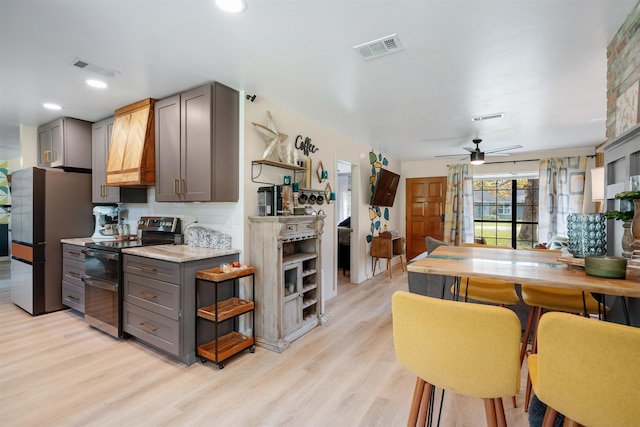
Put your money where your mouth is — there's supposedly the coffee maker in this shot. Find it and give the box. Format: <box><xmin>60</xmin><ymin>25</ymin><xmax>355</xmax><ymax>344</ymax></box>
<box><xmin>91</xmin><ymin>206</ymin><xmax>119</xmax><ymax>239</ymax></box>
<box><xmin>257</xmin><ymin>185</ymin><xmax>283</xmax><ymax>216</ymax></box>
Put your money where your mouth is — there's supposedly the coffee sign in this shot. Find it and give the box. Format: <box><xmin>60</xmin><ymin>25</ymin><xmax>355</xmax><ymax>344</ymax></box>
<box><xmin>295</xmin><ymin>135</ymin><xmax>318</xmax><ymax>156</ymax></box>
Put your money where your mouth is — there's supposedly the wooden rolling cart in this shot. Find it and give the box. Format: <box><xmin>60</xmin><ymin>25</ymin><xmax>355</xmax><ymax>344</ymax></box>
<box><xmin>195</xmin><ymin>266</ymin><xmax>255</xmax><ymax>368</ymax></box>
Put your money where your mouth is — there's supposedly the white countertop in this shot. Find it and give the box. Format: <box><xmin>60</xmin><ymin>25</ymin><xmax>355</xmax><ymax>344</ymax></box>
<box><xmin>60</xmin><ymin>238</ymin><xmax>240</xmax><ymax>263</ymax></box>
<box><xmin>122</xmin><ymin>244</ymin><xmax>240</xmax><ymax>263</ymax></box>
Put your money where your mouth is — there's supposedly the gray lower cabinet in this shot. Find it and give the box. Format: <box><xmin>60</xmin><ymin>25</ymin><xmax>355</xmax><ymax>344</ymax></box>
<box><xmin>122</xmin><ymin>253</ymin><xmax>238</xmax><ymax>365</ymax></box>
<box><xmin>38</xmin><ymin>117</ymin><xmax>92</xmax><ymax>169</ymax></box>
<box><xmin>61</xmin><ymin>243</ymin><xmax>85</xmax><ymax>313</ymax></box>
<box><xmin>155</xmin><ymin>82</ymin><xmax>239</xmax><ymax>203</ymax></box>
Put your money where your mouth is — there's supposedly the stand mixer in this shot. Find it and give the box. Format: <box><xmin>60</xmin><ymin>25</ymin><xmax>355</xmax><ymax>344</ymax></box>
<box><xmin>91</xmin><ymin>206</ymin><xmax>120</xmax><ymax>239</ymax></box>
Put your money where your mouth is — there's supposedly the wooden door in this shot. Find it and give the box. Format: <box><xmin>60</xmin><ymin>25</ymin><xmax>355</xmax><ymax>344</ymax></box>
<box><xmin>406</xmin><ymin>177</ymin><xmax>446</xmax><ymax>261</ymax></box>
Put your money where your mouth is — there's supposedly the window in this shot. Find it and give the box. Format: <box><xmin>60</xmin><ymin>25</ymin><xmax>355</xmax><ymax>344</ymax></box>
<box><xmin>473</xmin><ymin>175</ymin><xmax>539</xmax><ymax>248</ymax></box>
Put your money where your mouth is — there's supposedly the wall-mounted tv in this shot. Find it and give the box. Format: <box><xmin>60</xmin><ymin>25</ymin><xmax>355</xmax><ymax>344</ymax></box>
<box><xmin>371</xmin><ymin>168</ymin><xmax>400</xmax><ymax>207</ymax></box>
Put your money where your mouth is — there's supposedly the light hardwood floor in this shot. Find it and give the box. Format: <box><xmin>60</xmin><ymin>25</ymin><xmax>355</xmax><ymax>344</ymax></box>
<box><xmin>0</xmin><ymin>262</ymin><xmax>531</xmax><ymax>426</ymax></box>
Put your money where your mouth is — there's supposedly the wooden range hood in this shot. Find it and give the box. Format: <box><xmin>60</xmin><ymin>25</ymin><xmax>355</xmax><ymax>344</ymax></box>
<box><xmin>106</xmin><ymin>98</ymin><xmax>156</xmax><ymax>186</ymax></box>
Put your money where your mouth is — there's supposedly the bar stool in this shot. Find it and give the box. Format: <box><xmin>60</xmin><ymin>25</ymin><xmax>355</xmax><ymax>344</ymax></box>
<box><xmin>528</xmin><ymin>312</ymin><xmax>640</xmax><ymax>427</ymax></box>
<box><xmin>392</xmin><ymin>291</ymin><xmax>522</xmax><ymax>426</ymax></box>
<box><xmin>520</xmin><ymin>284</ymin><xmax>609</xmax><ymax>412</ymax></box>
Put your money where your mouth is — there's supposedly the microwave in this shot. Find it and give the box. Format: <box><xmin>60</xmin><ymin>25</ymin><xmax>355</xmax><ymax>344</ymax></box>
<box><xmin>257</xmin><ymin>185</ymin><xmax>283</xmax><ymax>216</ymax></box>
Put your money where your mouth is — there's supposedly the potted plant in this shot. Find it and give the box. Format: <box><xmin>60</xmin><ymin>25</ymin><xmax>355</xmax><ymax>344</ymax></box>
<box><xmin>607</xmin><ymin>190</ymin><xmax>640</xmax><ymax>257</ymax></box>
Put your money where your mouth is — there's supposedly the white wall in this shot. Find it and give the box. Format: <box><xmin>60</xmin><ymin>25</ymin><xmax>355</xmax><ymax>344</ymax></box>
<box><xmin>243</xmin><ymin>98</ymin><xmax>398</xmax><ymax>298</ymax></box>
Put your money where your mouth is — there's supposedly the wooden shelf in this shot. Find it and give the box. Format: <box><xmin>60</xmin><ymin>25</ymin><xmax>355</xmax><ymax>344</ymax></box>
<box><xmin>301</xmin><ymin>268</ymin><xmax>317</xmax><ymax>277</ymax></box>
<box><xmin>197</xmin><ymin>332</ymin><xmax>255</xmax><ymax>364</ymax></box>
<box><xmin>302</xmin><ymin>283</ymin><xmax>317</xmax><ymax>292</ymax></box>
<box><xmin>251</xmin><ymin>159</ymin><xmax>306</xmax><ymax>185</ymax></box>
<box><xmin>302</xmin><ymin>298</ymin><xmax>317</xmax><ymax>309</ymax></box>
<box><xmin>197</xmin><ymin>297</ymin><xmax>254</xmax><ymax>322</ymax></box>
<box><xmin>197</xmin><ymin>266</ymin><xmax>254</xmax><ymax>281</ymax></box>
<box><xmin>283</xmin><ymin>253</ymin><xmax>317</xmax><ymax>265</ymax></box>
<box><xmin>252</xmin><ymin>159</ymin><xmax>305</xmax><ymax>171</ymax></box>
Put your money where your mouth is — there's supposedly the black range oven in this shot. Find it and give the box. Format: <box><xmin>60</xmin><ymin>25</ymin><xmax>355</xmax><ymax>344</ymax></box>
<box><xmin>82</xmin><ymin>216</ymin><xmax>181</xmax><ymax>338</ymax></box>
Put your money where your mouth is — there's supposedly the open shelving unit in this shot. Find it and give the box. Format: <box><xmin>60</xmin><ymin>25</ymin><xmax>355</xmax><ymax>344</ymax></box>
<box><xmin>195</xmin><ymin>266</ymin><xmax>256</xmax><ymax>368</ymax></box>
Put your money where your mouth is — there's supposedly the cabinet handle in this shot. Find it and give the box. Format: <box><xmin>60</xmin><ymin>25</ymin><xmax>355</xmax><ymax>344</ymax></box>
<box><xmin>180</xmin><ymin>179</ymin><xmax>186</xmax><ymax>195</ymax></box>
<box><xmin>139</xmin><ymin>291</ymin><xmax>157</xmax><ymax>300</ymax></box>
<box><xmin>174</xmin><ymin>179</ymin><xmax>180</xmax><ymax>195</ymax></box>
<box><xmin>67</xmin><ymin>251</ymin><xmax>81</xmax><ymax>256</ymax></box>
<box><xmin>68</xmin><ymin>271</ymin><xmax>80</xmax><ymax>278</ymax></box>
<box><xmin>66</xmin><ymin>295</ymin><xmax>80</xmax><ymax>302</ymax></box>
<box><xmin>139</xmin><ymin>265</ymin><xmax>158</xmax><ymax>272</ymax></box>
<box><xmin>100</xmin><ymin>185</ymin><xmax>105</xmax><ymax>197</ymax></box>
<box><xmin>44</xmin><ymin>150</ymin><xmax>51</xmax><ymax>163</ymax></box>
<box><xmin>138</xmin><ymin>323</ymin><xmax>158</xmax><ymax>333</ymax></box>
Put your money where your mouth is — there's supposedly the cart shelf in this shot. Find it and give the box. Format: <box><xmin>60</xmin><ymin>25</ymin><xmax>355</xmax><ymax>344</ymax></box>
<box><xmin>197</xmin><ymin>332</ymin><xmax>255</xmax><ymax>364</ymax></box>
<box><xmin>197</xmin><ymin>297</ymin><xmax>255</xmax><ymax>322</ymax></box>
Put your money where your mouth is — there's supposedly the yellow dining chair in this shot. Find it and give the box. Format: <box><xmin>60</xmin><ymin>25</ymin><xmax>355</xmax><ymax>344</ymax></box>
<box><xmin>451</xmin><ymin>243</ymin><xmax>521</xmax><ymax>306</ymax></box>
<box><xmin>519</xmin><ymin>280</ymin><xmax>609</xmax><ymax>412</ymax></box>
<box><xmin>528</xmin><ymin>312</ymin><xmax>640</xmax><ymax>427</ymax></box>
<box><xmin>392</xmin><ymin>291</ymin><xmax>522</xmax><ymax>427</ymax></box>
<box><xmin>450</xmin><ymin>243</ymin><xmax>521</xmax><ymax>408</ymax></box>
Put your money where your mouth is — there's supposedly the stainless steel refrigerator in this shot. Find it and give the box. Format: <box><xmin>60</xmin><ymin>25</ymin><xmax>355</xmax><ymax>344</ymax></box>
<box><xmin>10</xmin><ymin>167</ymin><xmax>93</xmax><ymax>315</ymax></box>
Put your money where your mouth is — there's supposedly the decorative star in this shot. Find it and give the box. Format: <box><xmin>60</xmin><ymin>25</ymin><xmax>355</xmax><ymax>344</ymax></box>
<box><xmin>251</xmin><ymin>111</ymin><xmax>288</xmax><ymax>162</ymax></box>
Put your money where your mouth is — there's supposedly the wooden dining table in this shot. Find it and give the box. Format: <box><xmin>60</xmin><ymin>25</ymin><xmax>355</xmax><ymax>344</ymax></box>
<box><xmin>407</xmin><ymin>245</ymin><xmax>640</xmax><ymax>299</ymax></box>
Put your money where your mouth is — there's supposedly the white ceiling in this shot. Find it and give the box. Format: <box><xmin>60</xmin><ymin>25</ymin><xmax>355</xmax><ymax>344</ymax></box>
<box><xmin>0</xmin><ymin>0</ymin><xmax>637</xmax><ymax>162</ymax></box>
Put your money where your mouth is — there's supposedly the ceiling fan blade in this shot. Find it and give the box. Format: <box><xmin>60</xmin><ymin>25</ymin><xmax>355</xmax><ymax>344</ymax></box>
<box><xmin>484</xmin><ymin>145</ymin><xmax>522</xmax><ymax>154</ymax></box>
<box><xmin>462</xmin><ymin>147</ymin><xmax>476</xmax><ymax>153</ymax></box>
<box><xmin>434</xmin><ymin>154</ymin><xmax>467</xmax><ymax>160</ymax></box>
<box><xmin>485</xmin><ymin>153</ymin><xmax>511</xmax><ymax>157</ymax></box>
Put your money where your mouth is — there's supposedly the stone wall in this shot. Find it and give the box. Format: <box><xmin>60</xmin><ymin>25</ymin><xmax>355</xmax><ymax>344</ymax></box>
<box><xmin>607</xmin><ymin>2</ymin><xmax>640</xmax><ymax>139</ymax></box>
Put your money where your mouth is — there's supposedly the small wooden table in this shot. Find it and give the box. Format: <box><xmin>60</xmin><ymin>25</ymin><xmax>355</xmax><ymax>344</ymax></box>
<box><xmin>371</xmin><ymin>235</ymin><xmax>405</xmax><ymax>279</ymax></box>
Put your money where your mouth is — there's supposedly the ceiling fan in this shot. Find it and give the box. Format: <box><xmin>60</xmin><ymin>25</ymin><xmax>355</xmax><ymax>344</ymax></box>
<box><xmin>435</xmin><ymin>139</ymin><xmax>522</xmax><ymax>165</ymax></box>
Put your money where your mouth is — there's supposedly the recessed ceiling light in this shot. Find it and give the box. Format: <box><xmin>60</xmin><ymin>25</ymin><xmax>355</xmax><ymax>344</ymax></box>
<box><xmin>43</xmin><ymin>103</ymin><xmax>62</xmax><ymax>110</ymax></box>
<box><xmin>215</xmin><ymin>0</ymin><xmax>246</xmax><ymax>13</ymax></box>
<box><xmin>86</xmin><ymin>79</ymin><xmax>108</xmax><ymax>89</ymax></box>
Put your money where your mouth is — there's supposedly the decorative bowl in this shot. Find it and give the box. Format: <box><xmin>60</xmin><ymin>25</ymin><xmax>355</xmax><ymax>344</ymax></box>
<box><xmin>584</xmin><ymin>256</ymin><xmax>627</xmax><ymax>279</ymax></box>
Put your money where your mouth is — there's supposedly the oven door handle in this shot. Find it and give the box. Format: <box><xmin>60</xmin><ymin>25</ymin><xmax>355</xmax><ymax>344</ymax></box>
<box><xmin>83</xmin><ymin>248</ymin><xmax>119</xmax><ymax>261</ymax></box>
<box><xmin>81</xmin><ymin>275</ymin><xmax>118</xmax><ymax>292</ymax></box>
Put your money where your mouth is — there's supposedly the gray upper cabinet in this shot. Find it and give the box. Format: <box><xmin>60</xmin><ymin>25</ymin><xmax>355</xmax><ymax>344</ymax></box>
<box><xmin>155</xmin><ymin>82</ymin><xmax>239</xmax><ymax>202</ymax></box>
<box><xmin>92</xmin><ymin>117</ymin><xmax>147</xmax><ymax>204</ymax></box>
<box><xmin>92</xmin><ymin>117</ymin><xmax>117</xmax><ymax>203</ymax></box>
<box><xmin>37</xmin><ymin>117</ymin><xmax>92</xmax><ymax>169</ymax></box>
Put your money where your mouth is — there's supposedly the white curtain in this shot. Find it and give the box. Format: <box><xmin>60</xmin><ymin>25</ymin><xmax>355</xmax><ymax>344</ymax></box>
<box><xmin>443</xmin><ymin>164</ymin><xmax>474</xmax><ymax>245</ymax></box>
<box><xmin>538</xmin><ymin>156</ymin><xmax>587</xmax><ymax>243</ymax></box>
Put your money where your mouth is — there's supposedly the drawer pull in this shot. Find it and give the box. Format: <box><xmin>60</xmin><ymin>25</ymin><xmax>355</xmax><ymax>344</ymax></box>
<box><xmin>66</xmin><ymin>295</ymin><xmax>80</xmax><ymax>302</ymax></box>
<box><xmin>67</xmin><ymin>250</ymin><xmax>81</xmax><ymax>256</ymax></box>
<box><xmin>139</xmin><ymin>266</ymin><xmax>158</xmax><ymax>272</ymax></box>
<box><xmin>138</xmin><ymin>323</ymin><xmax>158</xmax><ymax>333</ymax></box>
<box><xmin>139</xmin><ymin>291</ymin><xmax>158</xmax><ymax>300</ymax></box>
<box><xmin>68</xmin><ymin>271</ymin><xmax>80</xmax><ymax>277</ymax></box>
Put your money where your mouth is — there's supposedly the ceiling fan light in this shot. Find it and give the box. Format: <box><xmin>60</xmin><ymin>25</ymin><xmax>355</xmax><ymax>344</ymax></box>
<box><xmin>470</xmin><ymin>151</ymin><xmax>485</xmax><ymax>165</ymax></box>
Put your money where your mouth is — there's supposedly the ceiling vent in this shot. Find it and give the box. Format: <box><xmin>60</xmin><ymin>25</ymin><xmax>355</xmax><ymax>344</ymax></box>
<box><xmin>71</xmin><ymin>57</ymin><xmax>120</xmax><ymax>78</ymax></box>
<box><xmin>471</xmin><ymin>112</ymin><xmax>505</xmax><ymax>122</ymax></box>
<box><xmin>354</xmin><ymin>34</ymin><xmax>404</xmax><ymax>61</ymax></box>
